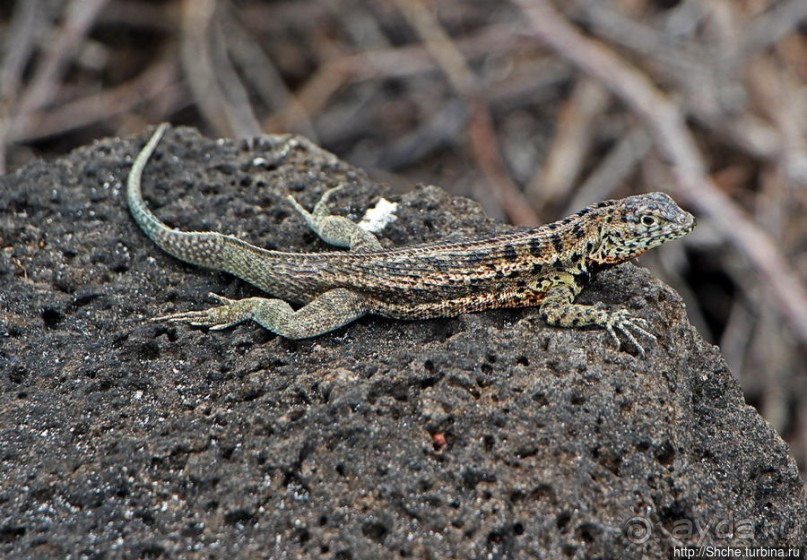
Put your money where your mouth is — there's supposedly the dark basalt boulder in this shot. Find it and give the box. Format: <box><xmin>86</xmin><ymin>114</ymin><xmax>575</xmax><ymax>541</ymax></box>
<box><xmin>1</xmin><ymin>126</ymin><xmax>803</xmax><ymax>558</ymax></box>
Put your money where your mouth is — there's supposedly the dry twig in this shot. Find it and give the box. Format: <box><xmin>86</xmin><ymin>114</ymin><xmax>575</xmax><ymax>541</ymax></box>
<box><xmin>526</xmin><ymin>77</ymin><xmax>610</xmax><ymax>211</ymax></box>
<box><xmin>564</xmin><ymin>125</ymin><xmax>650</xmax><ymax>214</ymax></box>
<box><xmin>394</xmin><ymin>0</ymin><xmax>539</xmax><ymax>225</ymax></box>
<box><xmin>222</xmin><ymin>10</ymin><xmax>318</xmax><ymax>140</ymax></box>
<box><xmin>13</xmin><ymin>58</ymin><xmax>181</xmax><ymax>143</ymax></box>
<box><xmin>0</xmin><ymin>0</ymin><xmax>108</xmax><ymax>172</ymax></box>
<box><xmin>181</xmin><ymin>0</ymin><xmax>261</xmax><ymax>138</ymax></box>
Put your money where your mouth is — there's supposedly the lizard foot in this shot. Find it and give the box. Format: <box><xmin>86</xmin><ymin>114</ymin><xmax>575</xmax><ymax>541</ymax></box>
<box><xmin>604</xmin><ymin>310</ymin><xmax>657</xmax><ymax>356</ymax></box>
<box><xmin>152</xmin><ymin>289</ymin><xmax>368</xmax><ymax>339</ymax></box>
<box><xmin>287</xmin><ymin>186</ymin><xmax>382</xmax><ymax>251</ymax></box>
<box><xmin>152</xmin><ymin>293</ymin><xmax>250</xmax><ymax>331</ymax></box>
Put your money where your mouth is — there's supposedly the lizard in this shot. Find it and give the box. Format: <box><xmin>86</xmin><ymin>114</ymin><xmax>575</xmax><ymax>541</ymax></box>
<box><xmin>126</xmin><ymin>123</ymin><xmax>696</xmax><ymax>355</ymax></box>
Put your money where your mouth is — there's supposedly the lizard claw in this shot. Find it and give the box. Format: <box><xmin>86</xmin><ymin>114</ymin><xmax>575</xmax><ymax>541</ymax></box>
<box><xmin>207</xmin><ymin>292</ymin><xmax>236</xmax><ymax>305</ymax></box>
<box><xmin>605</xmin><ymin>310</ymin><xmax>656</xmax><ymax>356</ymax></box>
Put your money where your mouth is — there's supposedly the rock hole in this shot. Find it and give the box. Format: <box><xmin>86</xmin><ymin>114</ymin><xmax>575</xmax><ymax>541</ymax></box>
<box><xmin>138</xmin><ymin>543</ymin><xmax>166</xmax><ymax>558</ymax></box>
<box><xmin>461</xmin><ymin>467</ymin><xmax>496</xmax><ymax>489</ymax></box>
<box><xmin>516</xmin><ymin>447</ymin><xmax>538</xmax><ymax>459</ymax></box>
<box><xmin>486</xmin><ymin>528</ymin><xmax>505</xmax><ymax>546</ymax></box>
<box><xmin>655</xmin><ymin>441</ymin><xmax>675</xmax><ymax>466</ymax></box>
<box><xmin>516</xmin><ymin>356</ymin><xmax>529</xmax><ymax>366</ymax></box>
<box><xmin>556</xmin><ymin>511</ymin><xmax>571</xmax><ymax>531</ymax></box>
<box><xmin>660</xmin><ymin>501</ymin><xmax>690</xmax><ymax>524</ymax></box>
<box><xmin>153</xmin><ymin>327</ymin><xmax>176</xmax><ymax>342</ymax></box>
<box><xmin>242</xmin><ymin>387</ymin><xmax>266</xmax><ymax>402</ymax></box>
<box><xmin>418</xmin><ymin>376</ymin><xmax>438</xmax><ymax>389</ymax></box>
<box><xmin>224</xmin><ymin>509</ymin><xmax>255</xmax><ymax>526</ymax></box>
<box><xmin>509</xmin><ymin>490</ymin><xmax>525</xmax><ymax>502</ymax></box>
<box><xmin>362</xmin><ymin>521</ymin><xmax>389</xmax><ymax>543</ymax></box>
<box><xmin>418</xmin><ymin>478</ymin><xmax>434</xmax><ymax>492</ymax></box>
<box><xmin>138</xmin><ymin>340</ymin><xmax>160</xmax><ymax>360</ymax></box>
<box><xmin>41</xmin><ymin>307</ymin><xmax>63</xmax><ymax>328</ymax></box>
<box><xmin>476</xmin><ymin>374</ymin><xmax>492</xmax><ymax>388</ymax></box>
<box><xmin>576</xmin><ymin>522</ymin><xmax>601</xmax><ymax>542</ymax></box>
<box><xmin>0</xmin><ymin>525</ymin><xmax>26</xmax><ymax>542</ymax></box>
<box><xmin>8</xmin><ymin>365</ymin><xmax>27</xmax><ymax>384</ymax></box>
<box><xmin>73</xmin><ymin>291</ymin><xmax>102</xmax><ymax>307</ymax></box>
<box><xmin>138</xmin><ymin>509</ymin><xmax>156</xmax><ymax>525</ymax></box>
<box><xmin>570</xmin><ymin>392</ymin><xmax>586</xmax><ymax>405</ymax></box>
<box><xmin>532</xmin><ymin>392</ymin><xmax>548</xmax><ymax>407</ymax></box>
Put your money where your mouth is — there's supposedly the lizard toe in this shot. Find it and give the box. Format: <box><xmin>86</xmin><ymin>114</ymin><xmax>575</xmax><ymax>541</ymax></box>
<box><xmin>153</xmin><ymin>304</ymin><xmax>248</xmax><ymax>330</ymax></box>
<box><xmin>606</xmin><ymin>310</ymin><xmax>656</xmax><ymax>356</ymax></box>
<box><xmin>208</xmin><ymin>292</ymin><xmax>236</xmax><ymax>305</ymax></box>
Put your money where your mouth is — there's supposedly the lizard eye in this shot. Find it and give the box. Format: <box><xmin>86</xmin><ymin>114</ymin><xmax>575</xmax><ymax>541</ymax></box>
<box><xmin>641</xmin><ymin>216</ymin><xmax>656</xmax><ymax>226</ymax></box>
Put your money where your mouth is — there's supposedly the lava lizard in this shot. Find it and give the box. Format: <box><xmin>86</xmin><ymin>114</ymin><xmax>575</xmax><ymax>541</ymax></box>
<box><xmin>127</xmin><ymin>123</ymin><xmax>695</xmax><ymax>354</ymax></box>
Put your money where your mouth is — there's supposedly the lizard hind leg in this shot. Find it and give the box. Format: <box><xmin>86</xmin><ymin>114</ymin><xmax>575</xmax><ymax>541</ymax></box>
<box><xmin>287</xmin><ymin>187</ymin><xmax>383</xmax><ymax>251</ymax></box>
<box><xmin>154</xmin><ymin>288</ymin><xmax>371</xmax><ymax>339</ymax></box>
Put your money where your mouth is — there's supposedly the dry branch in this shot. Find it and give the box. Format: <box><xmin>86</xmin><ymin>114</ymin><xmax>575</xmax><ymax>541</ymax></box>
<box><xmin>395</xmin><ymin>0</ymin><xmax>539</xmax><ymax>225</ymax></box>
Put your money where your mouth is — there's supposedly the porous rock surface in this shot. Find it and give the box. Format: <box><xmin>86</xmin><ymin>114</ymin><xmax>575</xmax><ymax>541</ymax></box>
<box><xmin>1</xmin><ymin>126</ymin><xmax>804</xmax><ymax>559</ymax></box>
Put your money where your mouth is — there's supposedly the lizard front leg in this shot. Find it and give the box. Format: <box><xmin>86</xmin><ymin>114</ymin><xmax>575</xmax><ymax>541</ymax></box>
<box><xmin>537</xmin><ymin>273</ymin><xmax>656</xmax><ymax>355</ymax></box>
<box><xmin>287</xmin><ymin>187</ymin><xmax>383</xmax><ymax>251</ymax></box>
<box><xmin>156</xmin><ymin>288</ymin><xmax>370</xmax><ymax>339</ymax></box>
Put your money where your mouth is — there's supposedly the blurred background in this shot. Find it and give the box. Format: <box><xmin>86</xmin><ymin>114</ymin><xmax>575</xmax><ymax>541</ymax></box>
<box><xmin>1</xmin><ymin>0</ymin><xmax>805</xmax><ymax>477</ymax></box>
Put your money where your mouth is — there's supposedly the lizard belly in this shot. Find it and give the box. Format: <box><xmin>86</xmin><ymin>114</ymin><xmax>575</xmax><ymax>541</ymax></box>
<box><xmin>366</xmin><ymin>284</ymin><xmax>547</xmax><ymax>320</ymax></box>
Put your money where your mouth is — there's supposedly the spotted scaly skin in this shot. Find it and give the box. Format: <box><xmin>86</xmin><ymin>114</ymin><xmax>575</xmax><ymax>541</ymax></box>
<box><xmin>127</xmin><ymin>124</ymin><xmax>696</xmax><ymax>354</ymax></box>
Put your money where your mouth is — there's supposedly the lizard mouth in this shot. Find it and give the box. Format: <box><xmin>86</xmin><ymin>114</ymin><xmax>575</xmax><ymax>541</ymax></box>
<box><xmin>680</xmin><ymin>212</ymin><xmax>696</xmax><ymax>230</ymax></box>
<box><xmin>674</xmin><ymin>212</ymin><xmax>696</xmax><ymax>236</ymax></box>
<box><xmin>658</xmin><ymin>211</ymin><xmax>696</xmax><ymax>241</ymax></box>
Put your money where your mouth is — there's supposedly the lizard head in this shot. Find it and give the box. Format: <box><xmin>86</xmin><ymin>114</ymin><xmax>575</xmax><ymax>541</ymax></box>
<box><xmin>592</xmin><ymin>192</ymin><xmax>695</xmax><ymax>264</ymax></box>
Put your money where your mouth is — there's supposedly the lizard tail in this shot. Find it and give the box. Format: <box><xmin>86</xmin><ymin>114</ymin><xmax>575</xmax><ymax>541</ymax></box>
<box><xmin>126</xmin><ymin>123</ymin><xmax>233</xmax><ymax>269</ymax></box>
<box><xmin>127</xmin><ymin>123</ymin><xmax>171</xmax><ymax>242</ymax></box>
<box><xmin>126</xmin><ymin>124</ymin><xmax>304</xmax><ymax>285</ymax></box>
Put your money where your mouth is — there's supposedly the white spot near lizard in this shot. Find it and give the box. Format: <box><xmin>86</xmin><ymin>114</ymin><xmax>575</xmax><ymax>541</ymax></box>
<box><xmin>359</xmin><ymin>198</ymin><xmax>398</xmax><ymax>233</ymax></box>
